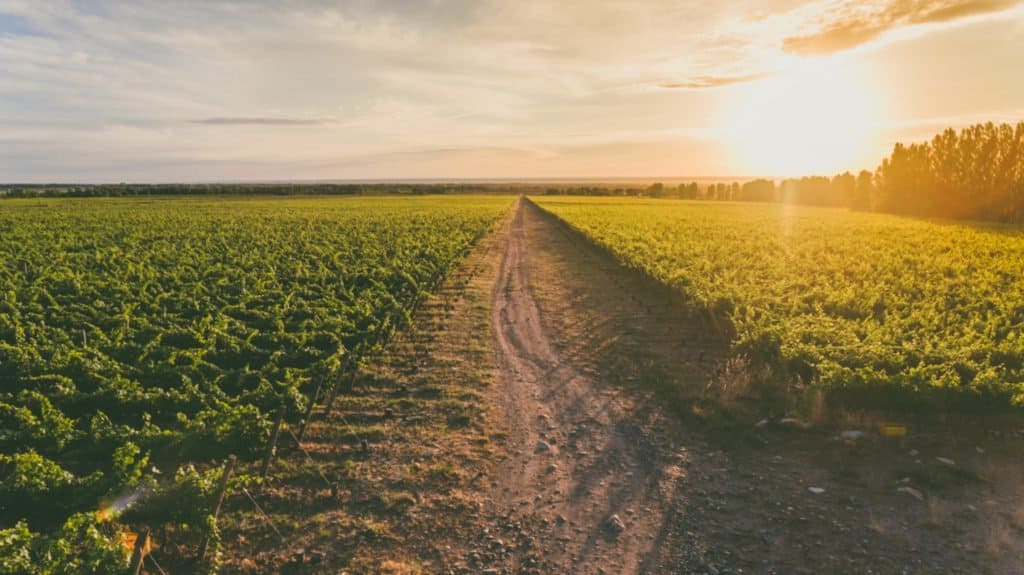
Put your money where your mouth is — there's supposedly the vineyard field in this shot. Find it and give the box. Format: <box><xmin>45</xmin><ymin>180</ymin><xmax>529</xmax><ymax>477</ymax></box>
<box><xmin>531</xmin><ymin>196</ymin><xmax>1024</xmax><ymax>410</ymax></box>
<box><xmin>0</xmin><ymin>195</ymin><xmax>511</xmax><ymax>569</ymax></box>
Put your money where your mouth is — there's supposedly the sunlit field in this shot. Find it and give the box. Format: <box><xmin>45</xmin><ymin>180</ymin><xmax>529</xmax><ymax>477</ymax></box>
<box><xmin>532</xmin><ymin>196</ymin><xmax>1024</xmax><ymax>409</ymax></box>
<box><xmin>5</xmin><ymin>0</ymin><xmax>1024</xmax><ymax>571</ymax></box>
<box><xmin>0</xmin><ymin>195</ymin><xmax>511</xmax><ymax>567</ymax></box>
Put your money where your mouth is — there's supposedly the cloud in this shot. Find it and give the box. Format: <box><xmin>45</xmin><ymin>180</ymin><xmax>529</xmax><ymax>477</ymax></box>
<box><xmin>782</xmin><ymin>0</ymin><xmax>1022</xmax><ymax>55</ymax></box>
<box><xmin>193</xmin><ymin>117</ymin><xmax>333</xmax><ymax>126</ymax></box>
<box><xmin>658</xmin><ymin>72</ymin><xmax>769</xmax><ymax>89</ymax></box>
<box><xmin>1</xmin><ymin>0</ymin><xmax>1020</xmax><ymax>181</ymax></box>
<box><xmin>886</xmin><ymin>108</ymin><xmax>1024</xmax><ymax>140</ymax></box>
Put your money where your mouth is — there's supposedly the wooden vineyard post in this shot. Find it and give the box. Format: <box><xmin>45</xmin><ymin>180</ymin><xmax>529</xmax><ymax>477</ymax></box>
<box><xmin>199</xmin><ymin>455</ymin><xmax>236</xmax><ymax>564</ymax></box>
<box><xmin>323</xmin><ymin>348</ymin><xmax>360</xmax><ymax>418</ymax></box>
<box><xmin>296</xmin><ymin>375</ymin><xmax>326</xmax><ymax>445</ymax></box>
<box><xmin>320</xmin><ymin>357</ymin><xmax>348</xmax><ymax>419</ymax></box>
<box><xmin>261</xmin><ymin>406</ymin><xmax>286</xmax><ymax>479</ymax></box>
<box><xmin>128</xmin><ymin>529</ymin><xmax>151</xmax><ymax>575</ymax></box>
<box><xmin>321</xmin><ymin>371</ymin><xmax>344</xmax><ymax>419</ymax></box>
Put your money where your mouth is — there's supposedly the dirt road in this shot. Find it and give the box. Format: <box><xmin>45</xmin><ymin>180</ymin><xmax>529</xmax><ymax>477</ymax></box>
<box><xmin>467</xmin><ymin>198</ymin><xmax>1024</xmax><ymax>575</ymax></box>
<box><xmin>485</xmin><ymin>198</ymin><xmax>684</xmax><ymax>574</ymax></box>
<box><xmin>222</xmin><ymin>196</ymin><xmax>1024</xmax><ymax>575</ymax></box>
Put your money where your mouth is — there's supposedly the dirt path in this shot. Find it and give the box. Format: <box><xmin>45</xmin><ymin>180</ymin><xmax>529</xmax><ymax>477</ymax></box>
<box><xmin>484</xmin><ymin>198</ymin><xmax>679</xmax><ymax>574</ymax></box>
<box><xmin>220</xmin><ymin>196</ymin><xmax>1024</xmax><ymax>575</ymax></box>
<box><xmin>468</xmin><ymin>198</ymin><xmax>1024</xmax><ymax>575</ymax></box>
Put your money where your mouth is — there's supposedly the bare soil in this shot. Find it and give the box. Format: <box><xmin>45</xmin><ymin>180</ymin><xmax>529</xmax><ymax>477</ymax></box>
<box><xmin>218</xmin><ymin>197</ymin><xmax>1024</xmax><ymax>574</ymax></box>
<box><xmin>467</xmin><ymin>198</ymin><xmax>1024</xmax><ymax>575</ymax></box>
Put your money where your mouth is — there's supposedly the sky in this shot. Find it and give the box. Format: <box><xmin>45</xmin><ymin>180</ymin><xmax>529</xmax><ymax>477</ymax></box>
<box><xmin>1</xmin><ymin>0</ymin><xmax>1023</xmax><ymax>183</ymax></box>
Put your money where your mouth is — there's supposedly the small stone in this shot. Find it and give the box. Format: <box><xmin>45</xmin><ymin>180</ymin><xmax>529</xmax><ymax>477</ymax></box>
<box><xmin>545</xmin><ymin>463</ymin><xmax>558</xmax><ymax>474</ymax></box>
<box><xmin>606</xmin><ymin>514</ymin><xmax>626</xmax><ymax>534</ymax></box>
<box><xmin>780</xmin><ymin>417</ymin><xmax>810</xmax><ymax>429</ymax></box>
<box><xmin>808</xmin><ymin>487</ymin><xmax>826</xmax><ymax>495</ymax></box>
<box><xmin>897</xmin><ymin>486</ymin><xmax>924</xmax><ymax>501</ymax></box>
<box><xmin>535</xmin><ymin>440</ymin><xmax>552</xmax><ymax>453</ymax></box>
<box><xmin>840</xmin><ymin>430</ymin><xmax>865</xmax><ymax>441</ymax></box>
<box><xmin>936</xmin><ymin>457</ymin><xmax>956</xmax><ymax>466</ymax></box>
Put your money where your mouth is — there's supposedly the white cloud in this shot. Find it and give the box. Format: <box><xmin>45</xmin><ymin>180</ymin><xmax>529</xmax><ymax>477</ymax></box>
<box><xmin>0</xmin><ymin>0</ymin><xmax>1021</xmax><ymax>181</ymax></box>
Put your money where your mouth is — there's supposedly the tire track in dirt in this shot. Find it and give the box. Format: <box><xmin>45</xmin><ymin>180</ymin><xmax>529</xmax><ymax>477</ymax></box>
<box><xmin>477</xmin><ymin>197</ymin><xmax>1024</xmax><ymax>575</ymax></box>
<box><xmin>484</xmin><ymin>198</ymin><xmax>681</xmax><ymax>574</ymax></box>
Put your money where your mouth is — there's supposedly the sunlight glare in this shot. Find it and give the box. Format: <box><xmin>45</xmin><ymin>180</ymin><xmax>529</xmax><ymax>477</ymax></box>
<box><xmin>722</xmin><ymin>56</ymin><xmax>881</xmax><ymax>176</ymax></box>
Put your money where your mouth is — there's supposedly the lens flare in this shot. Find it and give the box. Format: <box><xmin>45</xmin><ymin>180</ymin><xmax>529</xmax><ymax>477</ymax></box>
<box><xmin>97</xmin><ymin>492</ymin><xmax>142</xmax><ymax>522</ymax></box>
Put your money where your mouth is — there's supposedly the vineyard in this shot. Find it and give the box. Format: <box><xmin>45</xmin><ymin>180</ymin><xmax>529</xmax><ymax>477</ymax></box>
<box><xmin>0</xmin><ymin>195</ymin><xmax>511</xmax><ymax>572</ymax></box>
<box><xmin>531</xmin><ymin>197</ymin><xmax>1024</xmax><ymax>411</ymax></box>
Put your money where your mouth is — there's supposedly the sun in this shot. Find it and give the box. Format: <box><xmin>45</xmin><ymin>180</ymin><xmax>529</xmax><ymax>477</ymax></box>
<box><xmin>720</xmin><ymin>56</ymin><xmax>882</xmax><ymax>177</ymax></box>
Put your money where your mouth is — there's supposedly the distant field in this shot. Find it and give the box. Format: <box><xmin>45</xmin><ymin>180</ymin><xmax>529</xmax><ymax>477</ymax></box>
<box><xmin>532</xmin><ymin>197</ymin><xmax>1024</xmax><ymax>409</ymax></box>
<box><xmin>0</xmin><ymin>195</ymin><xmax>511</xmax><ymax>563</ymax></box>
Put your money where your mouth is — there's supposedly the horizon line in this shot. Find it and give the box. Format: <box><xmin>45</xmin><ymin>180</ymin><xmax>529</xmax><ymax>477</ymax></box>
<box><xmin>0</xmin><ymin>175</ymin><xmax>852</xmax><ymax>187</ymax></box>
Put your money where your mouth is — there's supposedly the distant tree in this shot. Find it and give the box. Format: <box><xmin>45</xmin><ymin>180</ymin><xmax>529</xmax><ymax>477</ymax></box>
<box><xmin>831</xmin><ymin>172</ymin><xmax>856</xmax><ymax>208</ymax></box>
<box><xmin>739</xmin><ymin>179</ymin><xmax>775</xmax><ymax>202</ymax></box>
<box><xmin>852</xmin><ymin>170</ymin><xmax>873</xmax><ymax>211</ymax></box>
<box><xmin>685</xmin><ymin>181</ymin><xmax>699</xmax><ymax>199</ymax></box>
<box><xmin>715</xmin><ymin>183</ymin><xmax>728</xmax><ymax>200</ymax></box>
<box><xmin>865</xmin><ymin>121</ymin><xmax>1024</xmax><ymax>222</ymax></box>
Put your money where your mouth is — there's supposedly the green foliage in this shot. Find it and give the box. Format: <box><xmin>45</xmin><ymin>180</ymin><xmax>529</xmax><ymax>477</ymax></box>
<box><xmin>110</xmin><ymin>442</ymin><xmax>148</xmax><ymax>486</ymax></box>
<box><xmin>125</xmin><ymin>463</ymin><xmax>222</xmax><ymax>528</ymax></box>
<box><xmin>0</xmin><ymin>195</ymin><xmax>511</xmax><ymax>563</ymax></box>
<box><xmin>177</xmin><ymin>403</ymin><xmax>271</xmax><ymax>459</ymax></box>
<box><xmin>0</xmin><ymin>515</ymin><xmax>128</xmax><ymax>575</ymax></box>
<box><xmin>534</xmin><ymin>197</ymin><xmax>1024</xmax><ymax>409</ymax></box>
<box><xmin>0</xmin><ymin>450</ymin><xmax>75</xmax><ymax>496</ymax></box>
<box><xmin>0</xmin><ymin>391</ymin><xmax>77</xmax><ymax>452</ymax></box>
<box><xmin>0</xmin><ymin>522</ymin><xmax>35</xmax><ymax>575</ymax></box>
<box><xmin>39</xmin><ymin>513</ymin><xmax>128</xmax><ymax>575</ymax></box>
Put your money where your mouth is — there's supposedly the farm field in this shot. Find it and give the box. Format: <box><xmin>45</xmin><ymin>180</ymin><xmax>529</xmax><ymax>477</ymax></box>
<box><xmin>248</xmin><ymin>198</ymin><xmax>1020</xmax><ymax>575</ymax></box>
<box><xmin>531</xmin><ymin>196</ymin><xmax>1024</xmax><ymax>410</ymax></box>
<box><xmin>1</xmin><ymin>196</ymin><xmax>1023</xmax><ymax>574</ymax></box>
<box><xmin>0</xmin><ymin>195</ymin><xmax>512</xmax><ymax>570</ymax></box>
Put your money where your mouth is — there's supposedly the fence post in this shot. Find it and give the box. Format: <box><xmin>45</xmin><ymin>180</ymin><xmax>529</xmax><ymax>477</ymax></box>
<box><xmin>324</xmin><ymin>348</ymin><xmax>360</xmax><ymax>417</ymax></box>
<box><xmin>321</xmin><ymin>370</ymin><xmax>345</xmax><ymax>419</ymax></box>
<box><xmin>296</xmin><ymin>375</ymin><xmax>326</xmax><ymax>444</ymax></box>
<box><xmin>261</xmin><ymin>406</ymin><xmax>286</xmax><ymax>479</ymax></box>
<box><xmin>129</xmin><ymin>529</ymin><xmax>151</xmax><ymax>575</ymax></box>
<box><xmin>199</xmin><ymin>455</ymin><xmax>236</xmax><ymax>563</ymax></box>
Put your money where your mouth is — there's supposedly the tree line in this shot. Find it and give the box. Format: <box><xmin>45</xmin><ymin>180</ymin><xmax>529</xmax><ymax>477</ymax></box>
<box><xmin>820</xmin><ymin>121</ymin><xmax>1024</xmax><ymax>223</ymax></box>
<box><xmin>547</xmin><ymin>122</ymin><xmax>1024</xmax><ymax>224</ymax></box>
<box><xmin>874</xmin><ymin>122</ymin><xmax>1024</xmax><ymax>222</ymax></box>
<box><xmin>5</xmin><ymin>122</ymin><xmax>1022</xmax><ymax>223</ymax></box>
<box><xmin>0</xmin><ymin>182</ymin><xmax>516</xmax><ymax>198</ymax></box>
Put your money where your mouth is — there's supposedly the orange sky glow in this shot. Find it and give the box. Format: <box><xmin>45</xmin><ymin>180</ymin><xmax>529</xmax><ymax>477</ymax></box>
<box><xmin>1</xmin><ymin>0</ymin><xmax>1023</xmax><ymax>182</ymax></box>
